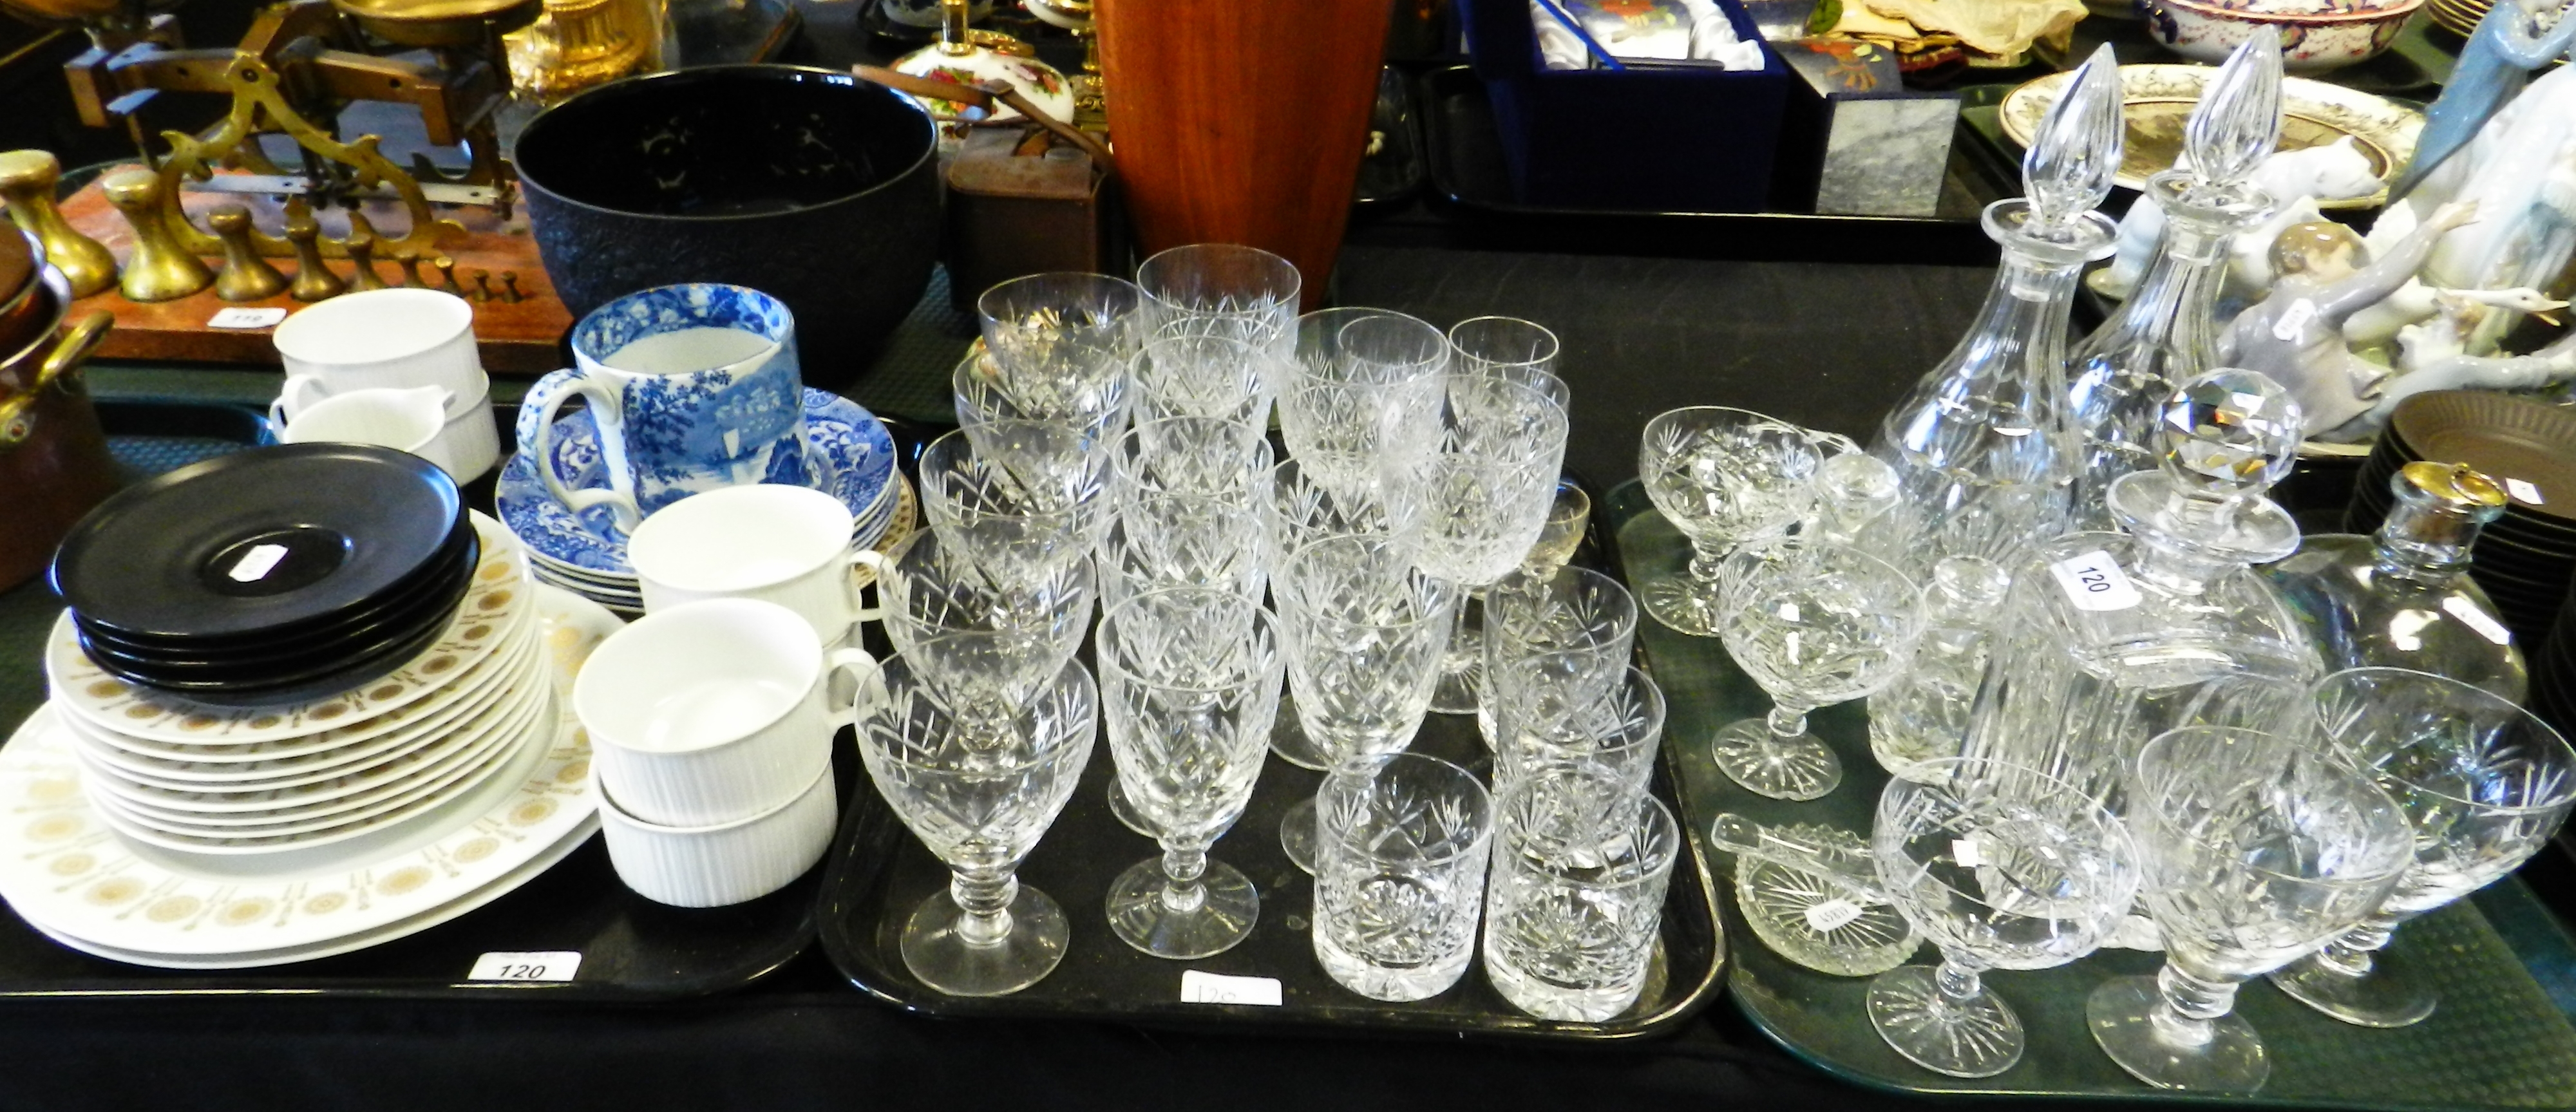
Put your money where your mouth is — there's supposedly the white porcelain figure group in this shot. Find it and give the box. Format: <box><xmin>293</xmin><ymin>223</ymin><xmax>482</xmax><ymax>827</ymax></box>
<box><xmin>2095</xmin><ymin>0</ymin><xmax>2576</xmax><ymax>441</ymax></box>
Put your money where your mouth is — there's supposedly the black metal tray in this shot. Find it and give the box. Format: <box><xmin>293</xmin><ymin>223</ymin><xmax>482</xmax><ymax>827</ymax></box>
<box><xmin>817</xmin><ymin>495</ymin><xmax>1728</xmax><ymax>1041</ymax></box>
<box><xmin>0</xmin><ymin>397</ymin><xmax>822</xmax><ymax>1000</ymax></box>
<box><xmin>1600</xmin><ymin>478</ymin><xmax>2576</xmax><ymax>1108</ymax></box>
<box><xmin>1416</xmin><ymin>65</ymin><xmax>2009</xmax><ymax>265</ymax></box>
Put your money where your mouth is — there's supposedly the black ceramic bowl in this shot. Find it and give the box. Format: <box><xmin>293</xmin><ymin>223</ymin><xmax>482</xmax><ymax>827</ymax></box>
<box><xmin>515</xmin><ymin>64</ymin><xmax>942</xmax><ymax>383</ymax></box>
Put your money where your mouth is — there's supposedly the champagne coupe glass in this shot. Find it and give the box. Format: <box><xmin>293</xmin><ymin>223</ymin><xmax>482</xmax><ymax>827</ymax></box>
<box><xmin>975</xmin><ymin>271</ymin><xmax>1144</xmax><ymax>419</ymax></box>
<box><xmin>1638</xmin><ymin>408</ymin><xmax>1825</xmax><ymax>636</ymax></box>
<box><xmin>1258</xmin><ymin>453</ymin><xmax>1424</xmax><ymax>770</ymax></box>
<box><xmin>1867</xmin><ymin>758</ymin><xmax>2139</xmax><ymax>1078</ymax></box>
<box><xmin>1277</xmin><ymin>308</ymin><xmax>1450</xmax><ymax>490</ymax></box>
<box><xmin>1479</xmin><ymin>564</ymin><xmax>1637</xmax><ymax>749</ymax></box>
<box><xmin>851</xmin><ymin>645</ymin><xmax>1097</xmax><ymax>997</ymax></box>
<box><xmin>918</xmin><ymin>423</ymin><xmax>1113</xmax><ymax>583</ymax></box>
<box><xmin>1413</xmin><ymin>371</ymin><xmax>1570</xmax><ymax>715</ymax></box>
<box><xmin>2088</xmin><ymin>725</ymin><xmax>2413</xmax><ymax>1093</ymax></box>
<box><xmin>1098</xmin><ymin>588</ymin><xmax>1286</xmax><ymax>958</ymax></box>
<box><xmin>1711</xmin><ymin>536</ymin><xmax>1924</xmax><ymax>801</ymax></box>
<box><xmin>1273</xmin><ymin>534</ymin><xmax>1461</xmax><ymax>872</ymax></box>
<box><xmin>2268</xmin><ymin>668</ymin><xmax>2576</xmax><ymax>1028</ymax></box>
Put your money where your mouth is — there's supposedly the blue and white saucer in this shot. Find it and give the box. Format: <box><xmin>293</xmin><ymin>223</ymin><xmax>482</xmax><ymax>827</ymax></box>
<box><xmin>498</xmin><ymin>389</ymin><xmax>897</xmax><ymax>575</ymax></box>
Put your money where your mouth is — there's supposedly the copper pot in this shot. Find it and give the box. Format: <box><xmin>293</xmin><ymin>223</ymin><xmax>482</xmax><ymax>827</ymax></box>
<box><xmin>0</xmin><ymin>267</ymin><xmax>118</xmax><ymax>591</ymax></box>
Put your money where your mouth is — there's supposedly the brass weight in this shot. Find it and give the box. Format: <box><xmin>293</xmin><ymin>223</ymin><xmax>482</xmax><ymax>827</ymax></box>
<box><xmin>207</xmin><ymin>204</ymin><xmax>290</xmax><ymax>302</ymax></box>
<box><xmin>99</xmin><ymin>169</ymin><xmax>211</xmax><ymax>303</ymax></box>
<box><xmin>282</xmin><ymin>200</ymin><xmax>346</xmax><ymax>302</ymax></box>
<box><xmin>0</xmin><ymin>151</ymin><xmax>117</xmax><ymax>299</ymax></box>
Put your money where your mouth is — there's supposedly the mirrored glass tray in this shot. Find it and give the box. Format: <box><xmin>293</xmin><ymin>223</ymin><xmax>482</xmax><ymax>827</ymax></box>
<box><xmin>1604</xmin><ymin>478</ymin><xmax>2576</xmax><ymax>1107</ymax></box>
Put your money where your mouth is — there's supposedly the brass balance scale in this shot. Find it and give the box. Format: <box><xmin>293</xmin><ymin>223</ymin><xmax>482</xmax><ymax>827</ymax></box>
<box><xmin>0</xmin><ymin>0</ymin><xmax>602</xmax><ymax>368</ymax></box>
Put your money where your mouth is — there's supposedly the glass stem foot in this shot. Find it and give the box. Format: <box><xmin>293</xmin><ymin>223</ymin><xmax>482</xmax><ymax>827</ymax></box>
<box><xmin>897</xmin><ymin>874</ymin><xmax>1070</xmax><ymax>998</ymax></box>
<box><xmin>2087</xmin><ymin>972</ymin><xmax>2269</xmax><ymax>1093</ymax></box>
<box><xmin>2268</xmin><ymin>935</ymin><xmax>2436</xmax><ymax>1028</ymax></box>
<box><xmin>1709</xmin><ymin>711</ymin><xmax>1841</xmax><ymax>801</ymax></box>
<box><xmin>1866</xmin><ymin>961</ymin><xmax>2024</xmax><ymax>1078</ymax></box>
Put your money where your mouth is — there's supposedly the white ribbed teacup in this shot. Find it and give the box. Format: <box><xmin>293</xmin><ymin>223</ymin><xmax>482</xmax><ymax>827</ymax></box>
<box><xmin>573</xmin><ymin>597</ymin><xmax>874</xmax><ymax>827</ymax></box>
<box><xmin>596</xmin><ymin>759</ymin><xmax>838</xmax><ymax>907</ymax></box>
<box><xmin>628</xmin><ymin>485</ymin><xmax>880</xmax><ymax>648</ymax></box>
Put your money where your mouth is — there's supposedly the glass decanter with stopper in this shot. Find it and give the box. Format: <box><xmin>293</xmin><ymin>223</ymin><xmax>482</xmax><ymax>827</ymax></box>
<box><xmin>1871</xmin><ymin>44</ymin><xmax>2123</xmax><ymax>571</ymax></box>
<box><xmin>2260</xmin><ymin>462</ymin><xmax>2526</xmax><ymax>701</ymax></box>
<box><xmin>2064</xmin><ymin>37</ymin><xmax>2283</xmax><ymax>531</ymax></box>
<box><xmin>1958</xmin><ymin>368</ymin><xmax>2325</xmax><ymax>813</ymax></box>
<box><xmin>1868</xmin><ymin>554</ymin><xmax>2013</xmax><ymax>781</ymax></box>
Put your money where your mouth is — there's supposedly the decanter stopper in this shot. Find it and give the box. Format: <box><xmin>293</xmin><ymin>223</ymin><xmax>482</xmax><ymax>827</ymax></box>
<box><xmin>2022</xmin><ymin>44</ymin><xmax>2125</xmax><ymax>238</ymax></box>
<box><xmin>2180</xmin><ymin>36</ymin><xmax>2283</xmax><ymax>198</ymax></box>
<box><xmin>282</xmin><ymin>200</ymin><xmax>345</xmax><ymax>303</ymax></box>
<box><xmin>99</xmin><ymin>169</ymin><xmax>211</xmax><ymax>303</ymax></box>
<box><xmin>2377</xmin><ymin>462</ymin><xmax>2507</xmax><ymax>573</ymax></box>
<box><xmin>1810</xmin><ymin>452</ymin><xmax>1902</xmax><ymax>549</ymax></box>
<box><xmin>0</xmin><ymin>150</ymin><xmax>117</xmax><ymax>298</ymax></box>
<box><xmin>2107</xmin><ymin>367</ymin><xmax>2306</xmax><ymax>573</ymax></box>
<box><xmin>2156</xmin><ymin>367</ymin><xmax>2302</xmax><ymax>504</ymax></box>
<box><xmin>343</xmin><ymin>212</ymin><xmax>390</xmax><ymax>293</ymax></box>
<box><xmin>207</xmin><ymin>204</ymin><xmax>289</xmax><ymax>303</ymax></box>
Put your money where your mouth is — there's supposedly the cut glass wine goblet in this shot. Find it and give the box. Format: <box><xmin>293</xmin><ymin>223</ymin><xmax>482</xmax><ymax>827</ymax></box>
<box><xmin>2087</xmin><ymin>724</ymin><xmax>2412</xmax><ymax>1093</ymax></box>
<box><xmin>850</xmin><ymin>645</ymin><xmax>1097</xmax><ymax>997</ymax></box>
<box><xmin>2268</xmin><ymin>667</ymin><xmax>2576</xmax><ymax>1028</ymax></box>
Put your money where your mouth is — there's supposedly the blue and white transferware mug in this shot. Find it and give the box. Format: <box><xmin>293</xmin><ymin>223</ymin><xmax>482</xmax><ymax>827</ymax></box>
<box><xmin>518</xmin><ymin>284</ymin><xmax>810</xmax><ymax>530</ymax></box>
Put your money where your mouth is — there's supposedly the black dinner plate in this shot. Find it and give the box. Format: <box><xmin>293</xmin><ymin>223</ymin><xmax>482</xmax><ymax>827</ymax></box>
<box><xmin>53</xmin><ymin>445</ymin><xmax>462</xmax><ymax>641</ymax></box>
<box><xmin>73</xmin><ymin>528</ymin><xmax>478</xmax><ymax>668</ymax></box>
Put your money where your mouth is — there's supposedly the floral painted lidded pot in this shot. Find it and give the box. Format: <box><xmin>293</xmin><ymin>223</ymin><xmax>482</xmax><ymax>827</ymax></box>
<box><xmin>892</xmin><ymin>0</ymin><xmax>1075</xmax><ymax>146</ymax></box>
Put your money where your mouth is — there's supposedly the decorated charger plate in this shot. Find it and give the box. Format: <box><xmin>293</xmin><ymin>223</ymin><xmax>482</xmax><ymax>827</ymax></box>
<box><xmin>1999</xmin><ymin>64</ymin><xmax>2423</xmax><ymax>208</ymax></box>
<box><xmin>44</xmin><ymin>513</ymin><xmax>533</xmax><ymax>747</ymax></box>
<box><xmin>499</xmin><ymin>390</ymin><xmax>898</xmax><ymax>574</ymax></box>
<box><xmin>0</xmin><ymin>585</ymin><xmax>618</xmax><ymax>965</ymax></box>
<box><xmin>66</xmin><ymin>624</ymin><xmax>538</xmax><ymax>785</ymax></box>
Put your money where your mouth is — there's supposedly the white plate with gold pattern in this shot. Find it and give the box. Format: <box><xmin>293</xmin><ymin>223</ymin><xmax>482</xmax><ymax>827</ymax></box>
<box><xmin>64</xmin><ymin>625</ymin><xmax>539</xmax><ymax>789</ymax></box>
<box><xmin>44</xmin><ymin>513</ymin><xmax>533</xmax><ymax>746</ymax></box>
<box><xmin>81</xmin><ymin>688</ymin><xmax>550</xmax><ymax>850</ymax></box>
<box><xmin>62</xmin><ymin>598</ymin><xmax>539</xmax><ymax>768</ymax></box>
<box><xmin>16</xmin><ymin>818</ymin><xmax>598</xmax><ymax>970</ymax></box>
<box><xmin>82</xmin><ymin>690</ymin><xmax>544</xmax><ymax>849</ymax></box>
<box><xmin>0</xmin><ymin>585</ymin><xmax>616</xmax><ymax>964</ymax></box>
<box><xmin>69</xmin><ymin>629</ymin><xmax>540</xmax><ymax>810</ymax></box>
<box><xmin>1998</xmin><ymin>64</ymin><xmax>2423</xmax><ymax>209</ymax></box>
<box><xmin>80</xmin><ymin>679</ymin><xmax>549</xmax><ymax>833</ymax></box>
